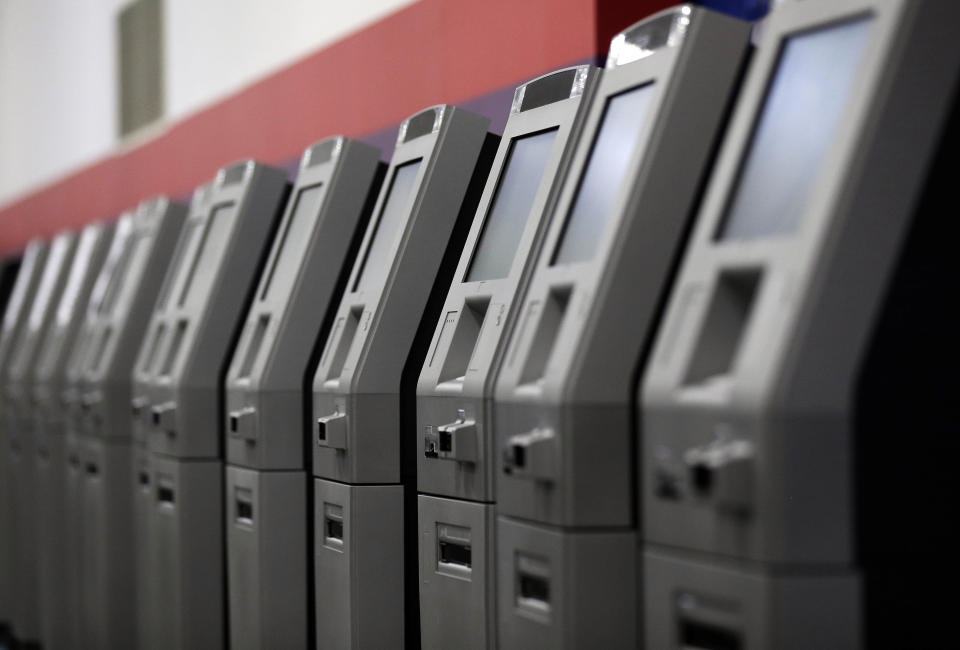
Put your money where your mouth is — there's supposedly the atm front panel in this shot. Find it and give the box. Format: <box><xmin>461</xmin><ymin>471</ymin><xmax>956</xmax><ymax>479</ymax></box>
<box><xmin>144</xmin><ymin>163</ymin><xmax>288</xmax><ymax>458</ymax></box>
<box><xmin>640</xmin><ymin>0</ymin><xmax>960</xmax><ymax>647</ymax></box>
<box><xmin>416</xmin><ymin>65</ymin><xmax>600</xmax><ymax>504</ymax></box>
<box><xmin>226</xmin><ymin>137</ymin><xmax>382</xmax><ymax>470</ymax></box>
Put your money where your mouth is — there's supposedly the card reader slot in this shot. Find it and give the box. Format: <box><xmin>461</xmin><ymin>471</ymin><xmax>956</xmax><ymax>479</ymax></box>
<box><xmin>438</xmin><ymin>299</ymin><xmax>490</xmax><ymax>385</ymax></box>
<box><xmin>519</xmin><ymin>287</ymin><xmax>572</xmax><ymax>385</ymax></box>
<box><xmin>235</xmin><ymin>488</ymin><xmax>254</xmax><ymax>524</ymax></box>
<box><xmin>683</xmin><ymin>270</ymin><xmax>762</xmax><ymax>387</ymax></box>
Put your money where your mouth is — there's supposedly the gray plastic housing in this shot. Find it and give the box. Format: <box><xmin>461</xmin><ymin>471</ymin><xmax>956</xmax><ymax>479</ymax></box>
<box><xmin>419</xmin><ymin>495</ymin><xmax>496</xmax><ymax>650</ymax></box>
<box><xmin>497</xmin><ymin>516</ymin><xmax>637</xmax><ymax>649</ymax></box>
<box><xmin>4</xmin><ymin>231</ymin><xmax>78</xmax><ymax>433</ymax></box>
<box><xmin>76</xmin><ymin>198</ymin><xmax>187</xmax><ymax>442</ymax></box>
<box><xmin>312</xmin><ymin>105</ymin><xmax>493</xmax><ymax>484</ymax></box>
<box><xmin>35</xmin><ymin>432</ymin><xmax>68</xmax><ymax>650</ymax></box>
<box><xmin>131</xmin><ymin>446</ymin><xmax>156</xmax><ymax>650</ymax></box>
<box><xmin>226</xmin><ymin>466</ymin><xmax>307</xmax><ymax>649</ymax></box>
<box><xmin>148</xmin><ymin>455</ymin><xmax>224</xmax><ymax>649</ymax></box>
<box><xmin>641</xmin><ymin>0</ymin><xmax>960</xmax><ymax>565</ymax></box>
<box><xmin>313</xmin><ymin>478</ymin><xmax>403</xmax><ymax>649</ymax></box>
<box><xmin>0</xmin><ymin>241</ymin><xmax>50</xmax><ymax>383</ymax></box>
<box><xmin>33</xmin><ymin>222</ymin><xmax>113</xmax><ymax>650</ymax></box>
<box><xmin>416</xmin><ymin>65</ymin><xmax>600</xmax><ymax>503</ymax></box>
<box><xmin>79</xmin><ymin>437</ymin><xmax>135</xmax><ymax>649</ymax></box>
<box><xmin>495</xmin><ymin>5</ymin><xmax>751</xmax><ymax>528</ymax></box>
<box><xmin>3</xmin><ymin>231</ymin><xmax>77</xmax><ymax>644</ymax></box>
<box><xmin>225</xmin><ymin>137</ymin><xmax>382</xmax><ymax>470</ymax></box>
<box><xmin>644</xmin><ymin>548</ymin><xmax>860</xmax><ymax>649</ymax></box>
<box><xmin>0</xmin><ymin>239</ymin><xmax>47</xmax><ymax>630</ymax></box>
<box><xmin>139</xmin><ymin>162</ymin><xmax>289</xmax><ymax>458</ymax></box>
<box><xmin>32</xmin><ymin>222</ymin><xmax>113</xmax><ymax>441</ymax></box>
<box><xmin>62</xmin><ymin>431</ymin><xmax>85</xmax><ymax>645</ymax></box>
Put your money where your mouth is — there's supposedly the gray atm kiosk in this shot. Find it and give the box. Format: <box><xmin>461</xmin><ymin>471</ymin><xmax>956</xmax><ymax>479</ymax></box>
<box><xmin>224</xmin><ymin>136</ymin><xmax>382</xmax><ymax>649</ymax></box>
<box><xmin>312</xmin><ymin>105</ymin><xmax>496</xmax><ymax>648</ymax></box>
<box><xmin>3</xmin><ymin>231</ymin><xmax>78</xmax><ymax>647</ymax></box>
<box><xmin>137</xmin><ymin>161</ymin><xmax>288</xmax><ymax>649</ymax></box>
<box><xmin>493</xmin><ymin>7</ymin><xmax>750</xmax><ymax>649</ymax></box>
<box><xmin>33</xmin><ymin>221</ymin><xmax>114</xmax><ymax>650</ymax></box>
<box><xmin>73</xmin><ymin>197</ymin><xmax>186</xmax><ymax>650</ymax></box>
<box><xmin>0</xmin><ymin>239</ymin><xmax>49</xmax><ymax>640</ymax></box>
<box><xmin>640</xmin><ymin>1</ymin><xmax>960</xmax><ymax>648</ymax></box>
<box><xmin>415</xmin><ymin>64</ymin><xmax>601</xmax><ymax>649</ymax></box>
<box><xmin>129</xmin><ymin>187</ymin><xmax>208</xmax><ymax>650</ymax></box>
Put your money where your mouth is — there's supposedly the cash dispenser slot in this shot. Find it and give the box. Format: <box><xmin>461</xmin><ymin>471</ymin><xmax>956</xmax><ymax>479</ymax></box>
<box><xmin>439</xmin><ymin>540</ymin><xmax>471</xmax><ymax>568</ymax></box>
<box><xmin>437</xmin><ymin>299</ymin><xmax>490</xmax><ymax>387</ymax></box>
<box><xmin>323</xmin><ymin>503</ymin><xmax>344</xmax><ymax>549</ymax></box>
<box><xmin>515</xmin><ymin>552</ymin><xmax>551</xmax><ymax>619</ymax></box>
<box><xmin>519</xmin><ymin>287</ymin><xmax>572</xmax><ymax>386</ymax></box>
<box><xmin>156</xmin><ymin>479</ymin><xmax>176</xmax><ymax>507</ymax></box>
<box><xmin>234</xmin><ymin>488</ymin><xmax>254</xmax><ymax>525</ymax></box>
<box><xmin>676</xmin><ymin>592</ymin><xmax>743</xmax><ymax>650</ymax></box>
<box><xmin>436</xmin><ymin>522</ymin><xmax>473</xmax><ymax>579</ymax></box>
<box><xmin>683</xmin><ymin>270</ymin><xmax>762</xmax><ymax>388</ymax></box>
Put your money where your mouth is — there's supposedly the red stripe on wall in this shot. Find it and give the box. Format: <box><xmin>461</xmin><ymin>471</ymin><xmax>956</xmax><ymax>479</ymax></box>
<box><xmin>0</xmin><ymin>0</ymin><xmax>671</xmax><ymax>257</ymax></box>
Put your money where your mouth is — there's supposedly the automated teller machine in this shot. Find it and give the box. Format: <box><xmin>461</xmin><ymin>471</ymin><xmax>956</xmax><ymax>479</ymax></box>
<box><xmin>5</xmin><ymin>231</ymin><xmax>78</xmax><ymax>643</ymax></box>
<box><xmin>415</xmin><ymin>64</ymin><xmax>601</xmax><ymax>649</ymax></box>
<box><xmin>0</xmin><ymin>240</ymin><xmax>49</xmax><ymax>641</ymax></box>
<box><xmin>312</xmin><ymin>105</ymin><xmax>496</xmax><ymax>648</ymax></box>
<box><xmin>71</xmin><ymin>197</ymin><xmax>186</xmax><ymax>650</ymax></box>
<box><xmin>3</xmin><ymin>231</ymin><xmax>78</xmax><ymax>647</ymax></box>
<box><xmin>130</xmin><ymin>187</ymin><xmax>209</xmax><ymax>650</ymax></box>
<box><xmin>492</xmin><ymin>7</ymin><xmax>750</xmax><ymax>648</ymax></box>
<box><xmin>33</xmin><ymin>222</ymin><xmax>114</xmax><ymax>650</ymax></box>
<box><xmin>224</xmin><ymin>136</ymin><xmax>382</xmax><ymax>649</ymax></box>
<box><xmin>136</xmin><ymin>162</ymin><xmax>288</xmax><ymax>649</ymax></box>
<box><xmin>640</xmin><ymin>1</ymin><xmax>960</xmax><ymax>648</ymax></box>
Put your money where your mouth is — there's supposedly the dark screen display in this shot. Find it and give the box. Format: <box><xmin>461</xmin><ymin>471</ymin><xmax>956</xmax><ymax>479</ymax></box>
<box><xmin>179</xmin><ymin>202</ymin><xmax>236</xmax><ymax>306</ymax></box>
<box><xmin>553</xmin><ymin>83</ymin><xmax>656</xmax><ymax>265</ymax></box>
<box><xmin>719</xmin><ymin>17</ymin><xmax>873</xmax><ymax>240</ymax></box>
<box><xmin>260</xmin><ymin>183</ymin><xmax>325</xmax><ymax>299</ymax></box>
<box><xmin>353</xmin><ymin>159</ymin><xmax>421</xmax><ymax>292</ymax></box>
<box><xmin>465</xmin><ymin>128</ymin><xmax>559</xmax><ymax>282</ymax></box>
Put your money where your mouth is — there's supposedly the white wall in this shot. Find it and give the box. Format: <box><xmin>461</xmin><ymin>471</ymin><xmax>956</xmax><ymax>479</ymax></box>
<box><xmin>0</xmin><ymin>0</ymin><xmax>125</xmax><ymax>207</ymax></box>
<box><xmin>164</xmin><ymin>0</ymin><xmax>416</xmax><ymax>120</ymax></box>
<box><xmin>0</xmin><ymin>0</ymin><xmax>416</xmax><ymax>208</ymax></box>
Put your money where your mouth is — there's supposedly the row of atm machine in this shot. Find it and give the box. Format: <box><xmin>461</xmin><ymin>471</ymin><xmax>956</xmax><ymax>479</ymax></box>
<box><xmin>0</xmin><ymin>1</ymin><xmax>957</xmax><ymax>648</ymax></box>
